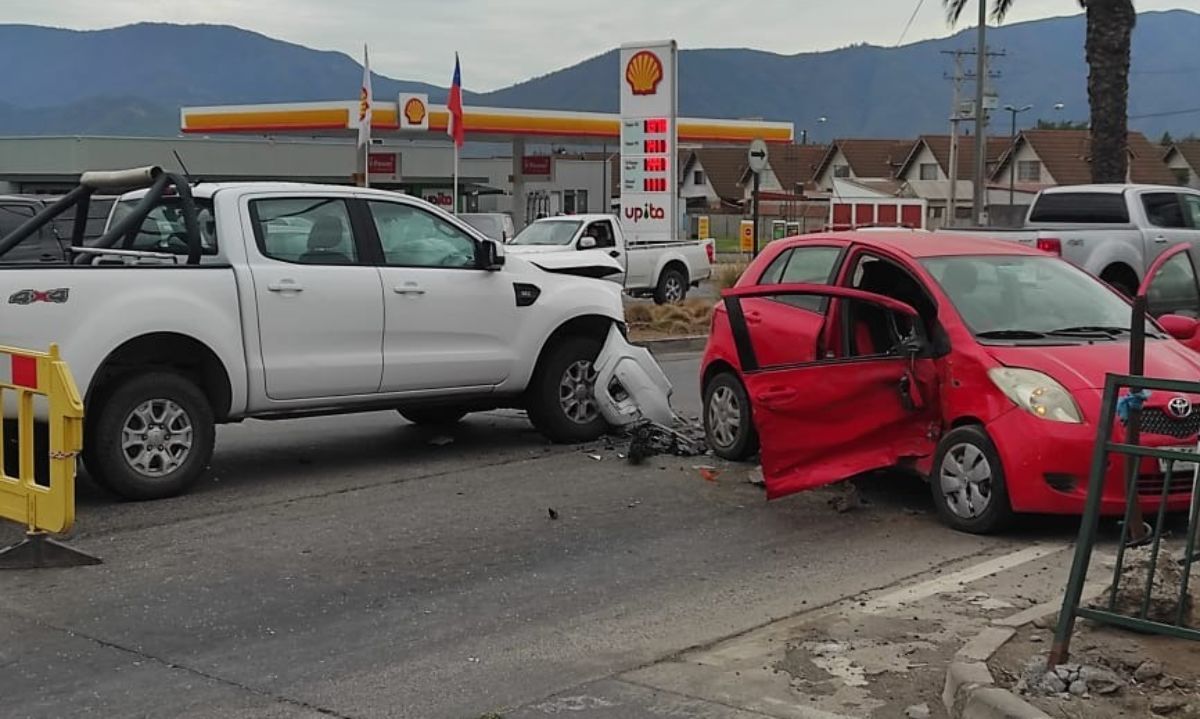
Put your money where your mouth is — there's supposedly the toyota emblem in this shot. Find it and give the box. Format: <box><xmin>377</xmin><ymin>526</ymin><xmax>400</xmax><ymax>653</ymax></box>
<box><xmin>1168</xmin><ymin>396</ymin><xmax>1193</xmax><ymax>419</ymax></box>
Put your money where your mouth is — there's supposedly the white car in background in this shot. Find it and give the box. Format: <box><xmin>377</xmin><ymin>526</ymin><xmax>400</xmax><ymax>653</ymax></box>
<box><xmin>507</xmin><ymin>214</ymin><xmax>715</xmax><ymax>303</ymax></box>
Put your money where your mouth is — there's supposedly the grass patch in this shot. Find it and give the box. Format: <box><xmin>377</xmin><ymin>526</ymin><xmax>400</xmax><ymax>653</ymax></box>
<box><xmin>627</xmin><ymin>298</ymin><xmax>714</xmax><ymax>340</ymax></box>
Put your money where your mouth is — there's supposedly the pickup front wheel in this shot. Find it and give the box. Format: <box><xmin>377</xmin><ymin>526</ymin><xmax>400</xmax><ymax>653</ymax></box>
<box><xmin>526</xmin><ymin>335</ymin><xmax>607</xmax><ymax>443</ymax></box>
<box><xmin>84</xmin><ymin>372</ymin><xmax>215</xmax><ymax>501</ymax></box>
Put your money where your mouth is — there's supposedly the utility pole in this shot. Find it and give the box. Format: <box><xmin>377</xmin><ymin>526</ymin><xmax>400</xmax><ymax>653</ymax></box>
<box><xmin>943</xmin><ymin>49</ymin><xmax>969</xmax><ymax>228</ymax></box>
<box><xmin>973</xmin><ymin>0</ymin><xmax>988</xmax><ymax>226</ymax></box>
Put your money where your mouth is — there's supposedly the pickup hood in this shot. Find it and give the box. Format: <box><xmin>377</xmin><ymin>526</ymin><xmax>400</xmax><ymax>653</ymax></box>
<box><xmin>521</xmin><ymin>250</ymin><xmax>623</xmax><ymax>279</ymax></box>
<box><xmin>986</xmin><ymin>340</ymin><xmax>1200</xmax><ymax>391</ymax></box>
<box><xmin>505</xmin><ymin>245</ymin><xmax>572</xmax><ymax>255</ymax></box>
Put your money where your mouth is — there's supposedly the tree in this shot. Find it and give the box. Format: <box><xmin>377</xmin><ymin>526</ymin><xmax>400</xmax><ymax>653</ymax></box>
<box><xmin>1037</xmin><ymin>119</ymin><xmax>1089</xmax><ymax>130</ymax></box>
<box><xmin>1160</xmin><ymin>131</ymin><xmax>1174</xmax><ymax>147</ymax></box>
<box><xmin>945</xmin><ymin>0</ymin><xmax>1136</xmax><ymax>183</ymax></box>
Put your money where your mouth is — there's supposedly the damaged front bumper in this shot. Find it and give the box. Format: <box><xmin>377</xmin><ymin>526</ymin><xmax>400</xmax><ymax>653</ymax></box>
<box><xmin>592</xmin><ymin>324</ymin><xmax>678</xmax><ymax>427</ymax></box>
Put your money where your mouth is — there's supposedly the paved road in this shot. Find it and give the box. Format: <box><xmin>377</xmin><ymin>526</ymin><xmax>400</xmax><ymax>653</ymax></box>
<box><xmin>0</xmin><ymin>353</ymin><xmax>1071</xmax><ymax>719</ymax></box>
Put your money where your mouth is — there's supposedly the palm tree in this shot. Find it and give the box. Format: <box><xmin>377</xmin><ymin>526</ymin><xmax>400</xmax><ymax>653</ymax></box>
<box><xmin>945</xmin><ymin>0</ymin><xmax>1136</xmax><ymax>183</ymax></box>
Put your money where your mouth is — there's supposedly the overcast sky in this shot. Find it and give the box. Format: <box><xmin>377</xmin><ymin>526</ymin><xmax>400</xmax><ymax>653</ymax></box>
<box><xmin>6</xmin><ymin>0</ymin><xmax>1193</xmax><ymax>90</ymax></box>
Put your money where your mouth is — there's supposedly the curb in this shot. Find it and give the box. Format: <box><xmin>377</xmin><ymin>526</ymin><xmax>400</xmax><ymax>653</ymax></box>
<box><xmin>633</xmin><ymin>335</ymin><xmax>708</xmax><ymax>355</ymax></box>
<box><xmin>942</xmin><ymin>582</ymin><xmax>1110</xmax><ymax>719</ymax></box>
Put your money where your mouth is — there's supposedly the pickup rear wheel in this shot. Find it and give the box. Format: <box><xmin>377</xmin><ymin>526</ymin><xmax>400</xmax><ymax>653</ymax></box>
<box><xmin>526</xmin><ymin>335</ymin><xmax>607</xmax><ymax>443</ymax></box>
<box><xmin>84</xmin><ymin>372</ymin><xmax>215</xmax><ymax>501</ymax></box>
<box><xmin>654</xmin><ymin>266</ymin><xmax>688</xmax><ymax>305</ymax></box>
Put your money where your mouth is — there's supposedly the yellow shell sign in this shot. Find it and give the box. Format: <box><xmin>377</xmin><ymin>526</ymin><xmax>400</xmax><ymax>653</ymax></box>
<box><xmin>404</xmin><ymin>97</ymin><xmax>426</xmax><ymax>126</ymax></box>
<box><xmin>625</xmin><ymin>50</ymin><xmax>664</xmax><ymax>96</ymax></box>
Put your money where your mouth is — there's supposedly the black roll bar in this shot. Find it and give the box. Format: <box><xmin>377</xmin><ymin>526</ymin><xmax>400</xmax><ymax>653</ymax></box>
<box><xmin>0</xmin><ymin>166</ymin><xmax>203</xmax><ymax>266</ymax></box>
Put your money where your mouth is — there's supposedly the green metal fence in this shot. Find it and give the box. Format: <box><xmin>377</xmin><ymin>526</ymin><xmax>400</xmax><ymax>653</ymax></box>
<box><xmin>1050</xmin><ymin>372</ymin><xmax>1200</xmax><ymax>666</ymax></box>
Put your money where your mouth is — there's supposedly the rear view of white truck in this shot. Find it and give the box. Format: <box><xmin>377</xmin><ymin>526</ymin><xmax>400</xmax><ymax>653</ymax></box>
<box><xmin>952</xmin><ymin>184</ymin><xmax>1200</xmax><ymax>295</ymax></box>
<box><xmin>0</xmin><ymin>168</ymin><xmax>628</xmax><ymax>501</ymax></box>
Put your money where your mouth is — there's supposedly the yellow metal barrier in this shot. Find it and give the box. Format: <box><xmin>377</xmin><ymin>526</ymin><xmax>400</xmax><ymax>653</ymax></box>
<box><xmin>0</xmin><ymin>343</ymin><xmax>96</xmax><ymax>568</ymax></box>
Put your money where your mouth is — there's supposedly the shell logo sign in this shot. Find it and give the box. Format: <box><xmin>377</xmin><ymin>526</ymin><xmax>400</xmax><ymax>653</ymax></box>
<box><xmin>398</xmin><ymin>93</ymin><xmax>430</xmax><ymax>130</ymax></box>
<box><xmin>404</xmin><ymin>97</ymin><xmax>427</xmax><ymax>126</ymax></box>
<box><xmin>625</xmin><ymin>50</ymin><xmax>664</xmax><ymax>96</ymax></box>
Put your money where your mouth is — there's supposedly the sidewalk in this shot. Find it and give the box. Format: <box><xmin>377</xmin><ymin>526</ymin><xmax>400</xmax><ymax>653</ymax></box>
<box><xmin>498</xmin><ymin>533</ymin><xmax>1200</xmax><ymax>719</ymax></box>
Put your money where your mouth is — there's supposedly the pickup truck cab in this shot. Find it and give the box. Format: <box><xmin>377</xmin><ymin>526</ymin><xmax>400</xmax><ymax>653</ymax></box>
<box><xmin>0</xmin><ymin>171</ymin><xmax>626</xmax><ymax>500</ymax></box>
<box><xmin>954</xmin><ymin>184</ymin><xmax>1200</xmax><ymax>296</ymax></box>
<box><xmin>506</xmin><ymin>214</ymin><xmax>715</xmax><ymax>304</ymax></box>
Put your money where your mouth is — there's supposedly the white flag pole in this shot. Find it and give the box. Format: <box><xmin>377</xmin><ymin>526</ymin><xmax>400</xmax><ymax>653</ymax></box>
<box><xmin>453</xmin><ymin>144</ymin><xmax>459</xmax><ymax>214</ymax></box>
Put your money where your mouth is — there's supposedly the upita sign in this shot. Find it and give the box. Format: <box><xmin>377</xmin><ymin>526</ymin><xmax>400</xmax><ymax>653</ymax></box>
<box><xmin>423</xmin><ymin>191</ymin><xmax>454</xmax><ymax>207</ymax></box>
<box><xmin>624</xmin><ymin>203</ymin><xmax>667</xmax><ymax>222</ymax></box>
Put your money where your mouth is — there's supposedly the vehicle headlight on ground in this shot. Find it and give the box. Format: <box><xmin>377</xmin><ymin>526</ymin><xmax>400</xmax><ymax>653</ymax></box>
<box><xmin>988</xmin><ymin>368</ymin><xmax>1083</xmax><ymax>423</ymax></box>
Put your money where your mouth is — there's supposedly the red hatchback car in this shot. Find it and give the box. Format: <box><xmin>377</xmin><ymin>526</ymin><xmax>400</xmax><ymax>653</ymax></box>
<box><xmin>701</xmin><ymin>232</ymin><xmax>1200</xmax><ymax>533</ymax></box>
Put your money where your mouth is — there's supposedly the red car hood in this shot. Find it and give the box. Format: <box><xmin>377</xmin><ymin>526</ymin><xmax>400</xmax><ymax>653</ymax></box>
<box><xmin>986</xmin><ymin>340</ymin><xmax>1200</xmax><ymax>391</ymax></box>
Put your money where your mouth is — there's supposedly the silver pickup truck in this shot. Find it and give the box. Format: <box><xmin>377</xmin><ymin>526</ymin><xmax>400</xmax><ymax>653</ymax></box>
<box><xmin>953</xmin><ymin>184</ymin><xmax>1200</xmax><ymax>295</ymax></box>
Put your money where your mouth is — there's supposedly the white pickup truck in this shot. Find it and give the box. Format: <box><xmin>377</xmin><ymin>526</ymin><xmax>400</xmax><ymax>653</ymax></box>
<box><xmin>0</xmin><ymin>168</ymin><xmax>628</xmax><ymax>500</ymax></box>
<box><xmin>505</xmin><ymin>214</ymin><xmax>715</xmax><ymax>303</ymax></box>
<box><xmin>953</xmin><ymin>184</ymin><xmax>1200</xmax><ymax>296</ymax></box>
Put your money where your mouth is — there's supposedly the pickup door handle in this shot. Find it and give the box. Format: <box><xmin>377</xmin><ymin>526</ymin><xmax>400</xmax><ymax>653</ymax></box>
<box><xmin>267</xmin><ymin>280</ymin><xmax>304</xmax><ymax>292</ymax></box>
<box><xmin>755</xmin><ymin>387</ymin><xmax>797</xmax><ymax>405</ymax></box>
<box><xmin>393</xmin><ymin>284</ymin><xmax>426</xmax><ymax>295</ymax></box>
<box><xmin>1154</xmin><ymin>235</ymin><xmax>1168</xmax><ymax>244</ymax></box>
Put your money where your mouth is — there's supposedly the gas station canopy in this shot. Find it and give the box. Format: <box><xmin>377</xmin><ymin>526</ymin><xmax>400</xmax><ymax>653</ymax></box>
<box><xmin>180</xmin><ymin>100</ymin><xmax>794</xmax><ymax>145</ymax></box>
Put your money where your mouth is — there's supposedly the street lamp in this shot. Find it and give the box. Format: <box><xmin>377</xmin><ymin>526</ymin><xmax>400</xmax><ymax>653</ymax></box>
<box><xmin>1004</xmin><ymin>104</ymin><xmax>1033</xmax><ymax>208</ymax></box>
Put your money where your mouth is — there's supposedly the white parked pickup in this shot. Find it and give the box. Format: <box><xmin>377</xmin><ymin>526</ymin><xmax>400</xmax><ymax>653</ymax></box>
<box><xmin>951</xmin><ymin>184</ymin><xmax>1200</xmax><ymax>295</ymax></box>
<box><xmin>506</xmin><ymin>214</ymin><xmax>715</xmax><ymax>303</ymax></box>
<box><xmin>0</xmin><ymin>170</ymin><xmax>628</xmax><ymax>500</ymax></box>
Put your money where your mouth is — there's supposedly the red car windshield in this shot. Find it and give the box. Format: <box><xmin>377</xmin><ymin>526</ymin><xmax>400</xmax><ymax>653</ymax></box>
<box><xmin>921</xmin><ymin>255</ymin><xmax>1161</xmax><ymax>341</ymax></box>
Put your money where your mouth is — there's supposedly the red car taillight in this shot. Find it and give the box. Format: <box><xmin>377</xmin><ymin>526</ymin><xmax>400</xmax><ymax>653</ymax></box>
<box><xmin>1037</xmin><ymin>237</ymin><xmax>1063</xmax><ymax>256</ymax></box>
<box><xmin>705</xmin><ymin>242</ymin><xmax>715</xmax><ymax>264</ymax></box>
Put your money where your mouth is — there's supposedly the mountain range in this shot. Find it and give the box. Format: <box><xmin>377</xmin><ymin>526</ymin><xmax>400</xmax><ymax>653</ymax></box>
<box><xmin>1</xmin><ymin>10</ymin><xmax>1198</xmax><ymax>140</ymax></box>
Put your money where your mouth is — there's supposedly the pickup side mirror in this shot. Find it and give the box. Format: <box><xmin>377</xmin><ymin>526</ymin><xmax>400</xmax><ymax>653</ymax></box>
<box><xmin>477</xmin><ymin>241</ymin><xmax>505</xmax><ymax>271</ymax></box>
<box><xmin>1158</xmin><ymin>313</ymin><xmax>1199</xmax><ymax>341</ymax></box>
<box><xmin>579</xmin><ymin>236</ymin><xmax>597</xmax><ymax>250</ymax></box>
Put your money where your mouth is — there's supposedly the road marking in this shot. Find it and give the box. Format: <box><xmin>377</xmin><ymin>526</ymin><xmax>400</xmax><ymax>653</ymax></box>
<box><xmin>860</xmin><ymin>544</ymin><xmax>1066</xmax><ymax>614</ymax></box>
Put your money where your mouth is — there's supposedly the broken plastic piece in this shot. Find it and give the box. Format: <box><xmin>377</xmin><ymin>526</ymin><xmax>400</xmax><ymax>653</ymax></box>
<box><xmin>592</xmin><ymin>324</ymin><xmax>678</xmax><ymax>427</ymax></box>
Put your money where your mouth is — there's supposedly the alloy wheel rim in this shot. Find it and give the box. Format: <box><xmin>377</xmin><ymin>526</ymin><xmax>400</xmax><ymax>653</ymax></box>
<box><xmin>664</xmin><ymin>276</ymin><xmax>684</xmax><ymax>303</ymax></box>
<box><xmin>559</xmin><ymin>360</ymin><xmax>599</xmax><ymax>424</ymax></box>
<box><xmin>939</xmin><ymin>442</ymin><xmax>993</xmax><ymax>519</ymax></box>
<box><xmin>121</xmin><ymin>399</ymin><xmax>194</xmax><ymax>477</ymax></box>
<box><xmin>707</xmin><ymin>385</ymin><xmax>741</xmax><ymax>448</ymax></box>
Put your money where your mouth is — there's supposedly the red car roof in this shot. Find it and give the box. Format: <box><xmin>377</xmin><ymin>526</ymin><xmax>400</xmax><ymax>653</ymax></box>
<box><xmin>779</xmin><ymin>231</ymin><xmax>1046</xmax><ymax>259</ymax></box>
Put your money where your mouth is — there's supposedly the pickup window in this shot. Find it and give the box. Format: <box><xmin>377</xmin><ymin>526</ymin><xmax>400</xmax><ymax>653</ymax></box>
<box><xmin>582</xmin><ymin>220</ymin><xmax>617</xmax><ymax>249</ymax></box>
<box><xmin>1028</xmin><ymin>193</ymin><xmax>1129</xmax><ymax>224</ymax></box>
<box><xmin>111</xmin><ymin>198</ymin><xmax>218</xmax><ymax>255</ymax></box>
<box><xmin>510</xmin><ymin>220</ymin><xmax>581</xmax><ymax>246</ymax></box>
<box><xmin>368</xmin><ymin>201</ymin><xmax>476</xmax><ymax>268</ymax></box>
<box><xmin>1142</xmin><ymin>192</ymin><xmax>1188</xmax><ymax>229</ymax></box>
<box><xmin>249</xmin><ymin>198</ymin><xmax>358</xmax><ymax>265</ymax></box>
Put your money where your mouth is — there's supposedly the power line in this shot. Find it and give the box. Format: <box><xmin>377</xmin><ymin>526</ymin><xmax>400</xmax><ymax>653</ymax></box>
<box><xmin>1129</xmin><ymin>106</ymin><xmax>1200</xmax><ymax>120</ymax></box>
<box><xmin>896</xmin><ymin>0</ymin><xmax>927</xmax><ymax>46</ymax></box>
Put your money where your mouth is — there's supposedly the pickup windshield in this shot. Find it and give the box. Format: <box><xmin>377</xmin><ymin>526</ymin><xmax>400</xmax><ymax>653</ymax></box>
<box><xmin>109</xmin><ymin>198</ymin><xmax>218</xmax><ymax>255</ymax></box>
<box><xmin>922</xmin><ymin>255</ymin><xmax>1161</xmax><ymax>342</ymax></box>
<box><xmin>510</xmin><ymin>220</ymin><xmax>581</xmax><ymax>246</ymax></box>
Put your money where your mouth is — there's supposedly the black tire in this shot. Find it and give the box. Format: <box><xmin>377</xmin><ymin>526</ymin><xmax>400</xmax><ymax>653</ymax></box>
<box><xmin>929</xmin><ymin>425</ymin><xmax>1014</xmax><ymax>534</ymax></box>
<box><xmin>398</xmin><ymin>407</ymin><xmax>468</xmax><ymax>426</ymax></box>
<box><xmin>703</xmin><ymin>372</ymin><xmax>758</xmax><ymax>460</ymax></box>
<box><xmin>83</xmin><ymin>371</ymin><xmax>215</xmax><ymax>501</ymax></box>
<box><xmin>525</xmin><ymin>335</ymin><xmax>607</xmax><ymax>443</ymax></box>
<box><xmin>653</xmin><ymin>266</ymin><xmax>688</xmax><ymax>305</ymax></box>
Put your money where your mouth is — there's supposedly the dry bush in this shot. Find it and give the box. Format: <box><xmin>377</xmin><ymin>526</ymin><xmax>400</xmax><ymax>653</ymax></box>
<box><xmin>714</xmin><ymin>262</ymin><xmax>749</xmax><ymax>291</ymax></box>
<box><xmin>624</xmin><ymin>303</ymin><xmax>654</xmax><ymax>325</ymax></box>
